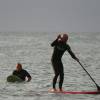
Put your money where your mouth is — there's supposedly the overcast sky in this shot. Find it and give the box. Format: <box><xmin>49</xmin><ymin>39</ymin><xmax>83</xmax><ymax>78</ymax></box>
<box><xmin>0</xmin><ymin>0</ymin><xmax>100</xmax><ymax>32</ymax></box>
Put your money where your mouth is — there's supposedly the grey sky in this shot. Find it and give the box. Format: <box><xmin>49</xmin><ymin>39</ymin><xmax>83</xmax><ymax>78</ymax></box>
<box><xmin>0</xmin><ymin>0</ymin><xmax>100</xmax><ymax>32</ymax></box>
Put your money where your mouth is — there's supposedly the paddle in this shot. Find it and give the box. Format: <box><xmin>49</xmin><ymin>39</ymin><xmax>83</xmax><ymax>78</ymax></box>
<box><xmin>77</xmin><ymin>60</ymin><xmax>100</xmax><ymax>91</ymax></box>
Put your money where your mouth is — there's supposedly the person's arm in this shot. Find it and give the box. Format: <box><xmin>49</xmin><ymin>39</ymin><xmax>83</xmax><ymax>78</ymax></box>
<box><xmin>51</xmin><ymin>35</ymin><xmax>61</xmax><ymax>47</ymax></box>
<box><xmin>25</xmin><ymin>71</ymin><xmax>32</xmax><ymax>82</ymax></box>
<box><xmin>27</xmin><ymin>76</ymin><xmax>31</xmax><ymax>82</ymax></box>
<box><xmin>67</xmin><ymin>45</ymin><xmax>79</xmax><ymax>61</ymax></box>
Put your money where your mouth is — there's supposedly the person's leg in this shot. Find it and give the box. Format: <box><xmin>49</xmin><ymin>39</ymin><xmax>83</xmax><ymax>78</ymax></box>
<box><xmin>59</xmin><ymin>61</ymin><xmax>64</xmax><ymax>91</ymax></box>
<box><xmin>59</xmin><ymin>73</ymin><xmax>64</xmax><ymax>91</ymax></box>
<box><xmin>52</xmin><ymin>61</ymin><xmax>59</xmax><ymax>90</ymax></box>
<box><xmin>53</xmin><ymin>73</ymin><xmax>59</xmax><ymax>89</ymax></box>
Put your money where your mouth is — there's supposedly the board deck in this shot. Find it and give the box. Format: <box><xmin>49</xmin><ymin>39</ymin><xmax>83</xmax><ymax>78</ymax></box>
<box><xmin>7</xmin><ymin>75</ymin><xmax>23</xmax><ymax>82</ymax></box>
<box><xmin>49</xmin><ymin>90</ymin><xmax>100</xmax><ymax>94</ymax></box>
<box><xmin>61</xmin><ymin>91</ymin><xmax>100</xmax><ymax>94</ymax></box>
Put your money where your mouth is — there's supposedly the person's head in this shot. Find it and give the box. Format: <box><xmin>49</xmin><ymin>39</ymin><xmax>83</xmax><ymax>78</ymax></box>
<box><xmin>16</xmin><ymin>63</ymin><xmax>22</xmax><ymax>71</ymax></box>
<box><xmin>60</xmin><ymin>33</ymin><xmax>68</xmax><ymax>43</ymax></box>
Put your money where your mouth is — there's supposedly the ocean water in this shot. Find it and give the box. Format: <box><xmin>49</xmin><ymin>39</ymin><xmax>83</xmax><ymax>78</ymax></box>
<box><xmin>0</xmin><ymin>32</ymin><xmax>100</xmax><ymax>100</ymax></box>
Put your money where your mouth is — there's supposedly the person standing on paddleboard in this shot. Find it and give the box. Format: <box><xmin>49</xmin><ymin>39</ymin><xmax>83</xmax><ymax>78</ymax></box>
<box><xmin>51</xmin><ymin>33</ymin><xmax>79</xmax><ymax>92</ymax></box>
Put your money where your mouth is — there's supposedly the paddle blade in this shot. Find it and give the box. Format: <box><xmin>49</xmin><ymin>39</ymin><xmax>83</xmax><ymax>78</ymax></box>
<box><xmin>97</xmin><ymin>85</ymin><xmax>100</xmax><ymax>91</ymax></box>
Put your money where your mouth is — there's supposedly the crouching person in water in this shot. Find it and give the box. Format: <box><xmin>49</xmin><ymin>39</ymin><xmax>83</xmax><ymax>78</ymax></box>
<box><xmin>50</xmin><ymin>33</ymin><xmax>79</xmax><ymax>92</ymax></box>
<box><xmin>13</xmin><ymin>63</ymin><xmax>31</xmax><ymax>82</ymax></box>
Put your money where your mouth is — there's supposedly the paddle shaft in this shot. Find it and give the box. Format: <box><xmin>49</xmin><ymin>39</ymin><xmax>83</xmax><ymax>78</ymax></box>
<box><xmin>78</xmin><ymin>61</ymin><xmax>100</xmax><ymax>90</ymax></box>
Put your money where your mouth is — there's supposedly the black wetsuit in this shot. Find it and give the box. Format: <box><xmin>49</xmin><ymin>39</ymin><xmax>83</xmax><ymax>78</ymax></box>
<box><xmin>51</xmin><ymin>39</ymin><xmax>77</xmax><ymax>89</ymax></box>
<box><xmin>13</xmin><ymin>69</ymin><xmax>31</xmax><ymax>81</ymax></box>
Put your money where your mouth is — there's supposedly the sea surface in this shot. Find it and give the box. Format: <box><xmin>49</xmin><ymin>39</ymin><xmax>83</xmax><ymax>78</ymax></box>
<box><xmin>0</xmin><ymin>32</ymin><xmax>100</xmax><ymax>100</ymax></box>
